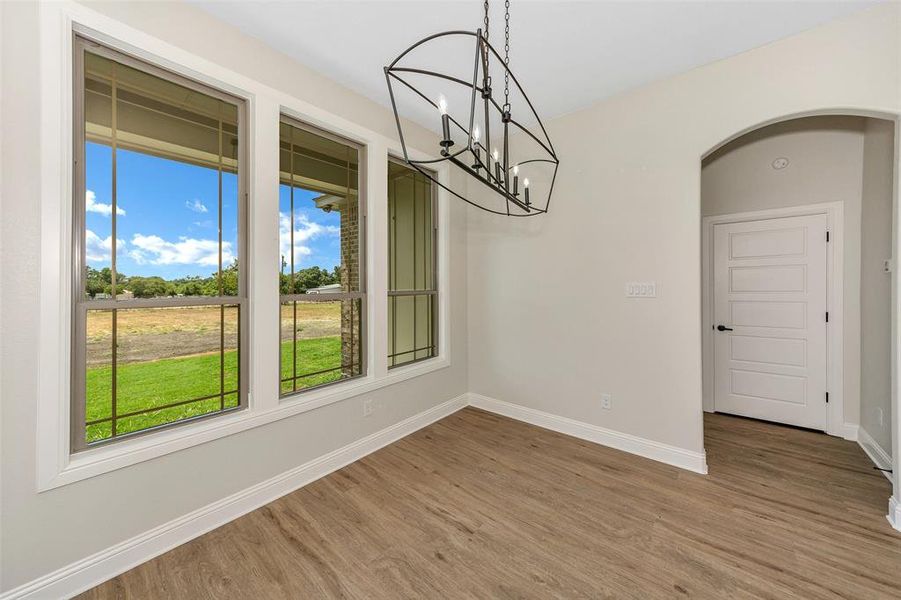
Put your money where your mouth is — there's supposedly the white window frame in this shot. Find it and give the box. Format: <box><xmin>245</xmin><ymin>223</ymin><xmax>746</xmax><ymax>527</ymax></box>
<box><xmin>387</xmin><ymin>157</ymin><xmax>440</xmax><ymax>369</ymax></box>
<box><xmin>277</xmin><ymin>117</ymin><xmax>369</xmax><ymax>398</ymax></box>
<box><xmin>71</xmin><ymin>36</ymin><xmax>251</xmax><ymax>450</ymax></box>
<box><xmin>36</xmin><ymin>2</ymin><xmax>451</xmax><ymax>491</ymax></box>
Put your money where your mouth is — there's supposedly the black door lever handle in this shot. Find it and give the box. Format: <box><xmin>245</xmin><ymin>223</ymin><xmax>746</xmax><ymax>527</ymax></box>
<box><xmin>717</xmin><ymin>325</ymin><xmax>733</xmax><ymax>332</ymax></box>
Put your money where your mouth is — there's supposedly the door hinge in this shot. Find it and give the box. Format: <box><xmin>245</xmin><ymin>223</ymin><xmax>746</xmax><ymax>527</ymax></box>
<box><xmin>825</xmin><ymin>392</ymin><xmax>829</xmax><ymax>403</ymax></box>
<box><xmin>825</xmin><ymin>311</ymin><xmax>829</xmax><ymax>323</ymax></box>
<box><xmin>826</xmin><ymin>231</ymin><xmax>830</xmax><ymax>242</ymax></box>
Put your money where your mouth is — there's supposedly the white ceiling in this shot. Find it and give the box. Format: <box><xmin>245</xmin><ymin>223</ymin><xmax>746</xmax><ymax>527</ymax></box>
<box><xmin>193</xmin><ymin>1</ymin><xmax>878</xmax><ymax>129</ymax></box>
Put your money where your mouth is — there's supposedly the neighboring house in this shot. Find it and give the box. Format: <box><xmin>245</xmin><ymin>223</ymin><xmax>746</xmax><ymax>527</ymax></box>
<box><xmin>306</xmin><ymin>283</ymin><xmax>342</xmax><ymax>294</ymax></box>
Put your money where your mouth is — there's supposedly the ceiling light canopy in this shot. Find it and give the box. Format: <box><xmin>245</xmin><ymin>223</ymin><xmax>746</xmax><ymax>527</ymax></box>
<box><xmin>384</xmin><ymin>0</ymin><xmax>559</xmax><ymax>217</ymax></box>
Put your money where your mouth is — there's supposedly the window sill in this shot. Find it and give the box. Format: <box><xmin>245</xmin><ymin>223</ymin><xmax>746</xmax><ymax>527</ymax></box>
<box><xmin>41</xmin><ymin>356</ymin><xmax>450</xmax><ymax>491</ymax></box>
<box><xmin>277</xmin><ymin>355</ymin><xmax>447</xmax><ymax>411</ymax></box>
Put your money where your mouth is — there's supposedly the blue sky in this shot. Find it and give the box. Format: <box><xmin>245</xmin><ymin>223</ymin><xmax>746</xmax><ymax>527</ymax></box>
<box><xmin>278</xmin><ymin>183</ymin><xmax>342</xmax><ymax>274</ymax></box>
<box><xmin>85</xmin><ymin>142</ymin><xmax>341</xmax><ymax>280</ymax></box>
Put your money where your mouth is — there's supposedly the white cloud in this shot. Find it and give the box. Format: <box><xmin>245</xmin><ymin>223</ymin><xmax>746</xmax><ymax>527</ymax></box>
<box><xmin>85</xmin><ymin>229</ymin><xmax>126</xmax><ymax>263</ymax></box>
<box><xmin>86</xmin><ymin>190</ymin><xmax>125</xmax><ymax>217</ymax></box>
<box><xmin>185</xmin><ymin>199</ymin><xmax>209</xmax><ymax>214</ymax></box>
<box><xmin>128</xmin><ymin>233</ymin><xmax>233</xmax><ymax>267</ymax></box>
<box><xmin>278</xmin><ymin>211</ymin><xmax>339</xmax><ymax>266</ymax></box>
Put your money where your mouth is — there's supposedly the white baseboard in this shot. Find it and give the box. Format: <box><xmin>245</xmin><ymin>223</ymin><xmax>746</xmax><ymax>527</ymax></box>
<box><xmin>839</xmin><ymin>422</ymin><xmax>859</xmax><ymax>442</ymax></box>
<box><xmin>858</xmin><ymin>426</ymin><xmax>893</xmax><ymax>482</ymax></box>
<box><xmin>467</xmin><ymin>393</ymin><xmax>708</xmax><ymax>475</ymax></box>
<box><xmin>24</xmin><ymin>391</ymin><xmax>896</xmax><ymax>598</ymax></box>
<box><xmin>0</xmin><ymin>394</ymin><xmax>468</xmax><ymax>600</ymax></box>
<box><xmin>889</xmin><ymin>496</ymin><xmax>901</xmax><ymax>532</ymax></box>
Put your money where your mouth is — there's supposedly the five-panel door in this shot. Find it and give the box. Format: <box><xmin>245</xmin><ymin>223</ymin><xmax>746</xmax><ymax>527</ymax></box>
<box><xmin>713</xmin><ymin>214</ymin><xmax>828</xmax><ymax>430</ymax></box>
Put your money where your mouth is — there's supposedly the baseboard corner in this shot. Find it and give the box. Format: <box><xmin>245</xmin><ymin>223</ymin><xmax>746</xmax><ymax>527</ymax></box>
<box><xmin>857</xmin><ymin>426</ymin><xmax>893</xmax><ymax>482</ymax></box>
<box><xmin>697</xmin><ymin>452</ymin><xmax>709</xmax><ymax>475</ymax></box>
<box><xmin>888</xmin><ymin>496</ymin><xmax>901</xmax><ymax>533</ymax></box>
<box><xmin>840</xmin><ymin>422</ymin><xmax>859</xmax><ymax>441</ymax></box>
<box><xmin>467</xmin><ymin>393</ymin><xmax>708</xmax><ymax>475</ymax></box>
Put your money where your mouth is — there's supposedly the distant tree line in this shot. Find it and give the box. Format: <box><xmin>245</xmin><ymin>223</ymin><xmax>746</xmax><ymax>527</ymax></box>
<box><xmin>85</xmin><ymin>262</ymin><xmax>341</xmax><ymax>298</ymax></box>
<box><xmin>279</xmin><ymin>265</ymin><xmax>341</xmax><ymax>295</ymax></box>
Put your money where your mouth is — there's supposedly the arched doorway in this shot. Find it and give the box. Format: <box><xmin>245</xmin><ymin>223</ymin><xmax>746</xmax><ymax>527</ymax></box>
<box><xmin>699</xmin><ymin>110</ymin><xmax>900</xmax><ymax>528</ymax></box>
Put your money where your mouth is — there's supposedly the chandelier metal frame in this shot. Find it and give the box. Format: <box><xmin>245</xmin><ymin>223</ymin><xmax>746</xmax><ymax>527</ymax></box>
<box><xmin>384</xmin><ymin>1</ymin><xmax>559</xmax><ymax>217</ymax></box>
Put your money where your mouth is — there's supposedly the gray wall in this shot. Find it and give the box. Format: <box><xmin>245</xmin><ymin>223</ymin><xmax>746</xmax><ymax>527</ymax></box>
<box><xmin>701</xmin><ymin>115</ymin><xmax>895</xmax><ymax>459</ymax></box>
<box><xmin>702</xmin><ymin>117</ymin><xmax>867</xmax><ymax>215</ymax></box>
<box><xmin>702</xmin><ymin>116</ymin><xmax>867</xmax><ymax>428</ymax></box>
<box><xmin>0</xmin><ymin>1</ymin><xmax>468</xmax><ymax>591</ymax></box>
<box><xmin>860</xmin><ymin>118</ymin><xmax>895</xmax><ymax>457</ymax></box>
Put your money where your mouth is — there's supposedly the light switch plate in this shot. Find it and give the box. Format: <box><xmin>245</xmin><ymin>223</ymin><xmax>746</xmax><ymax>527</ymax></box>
<box><xmin>626</xmin><ymin>281</ymin><xmax>657</xmax><ymax>298</ymax></box>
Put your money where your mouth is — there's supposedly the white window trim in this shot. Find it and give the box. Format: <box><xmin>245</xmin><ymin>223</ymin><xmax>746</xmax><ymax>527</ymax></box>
<box><xmin>36</xmin><ymin>2</ymin><xmax>451</xmax><ymax>491</ymax></box>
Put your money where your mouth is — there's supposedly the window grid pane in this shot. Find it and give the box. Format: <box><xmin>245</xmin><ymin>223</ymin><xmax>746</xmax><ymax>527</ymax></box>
<box><xmin>74</xmin><ymin>39</ymin><xmax>245</xmax><ymax>450</ymax></box>
<box><xmin>279</xmin><ymin>118</ymin><xmax>365</xmax><ymax>397</ymax></box>
<box><xmin>280</xmin><ymin>299</ymin><xmax>363</xmax><ymax>394</ymax></box>
<box><xmin>388</xmin><ymin>160</ymin><xmax>437</xmax><ymax>369</ymax></box>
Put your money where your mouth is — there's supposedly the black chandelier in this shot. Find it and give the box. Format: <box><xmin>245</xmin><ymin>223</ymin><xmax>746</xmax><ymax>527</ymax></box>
<box><xmin>384</xmin><ymin>0</ymin><xmax>558</xmax><ymax>216</ymax></box>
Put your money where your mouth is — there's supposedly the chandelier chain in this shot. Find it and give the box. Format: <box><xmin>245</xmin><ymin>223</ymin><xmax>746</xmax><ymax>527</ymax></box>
<box><xmin>482</xmin><ymin>0</ymin><xmax>491</xmax><ymax>86</ymax></box>
<box><xmin>504</xmin><ymin>0</ymin><xmax>510</xmax><ymax>109</ymax></box>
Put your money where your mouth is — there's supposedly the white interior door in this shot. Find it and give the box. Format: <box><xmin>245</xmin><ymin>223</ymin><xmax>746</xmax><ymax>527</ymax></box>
<box><xmin>713</xmin><ymin>214</ymin><xmax>828</xmax><ymax>430</ymax></box>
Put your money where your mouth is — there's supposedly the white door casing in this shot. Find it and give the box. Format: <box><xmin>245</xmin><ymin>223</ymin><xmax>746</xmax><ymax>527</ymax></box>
<box><xmin>713</xmin><ymin>214</ymin><xmax>828</xmax><ymax>430</ymax></box>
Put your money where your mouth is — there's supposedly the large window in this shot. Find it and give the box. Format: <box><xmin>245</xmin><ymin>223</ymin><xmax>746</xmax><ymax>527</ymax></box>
<box><xmin>72</xmin><ymin>38</ymin><xmax>246</xmax><ymax>449</ymax></box>
<box><xmin>388</xmin><ymin>160</ymin><xmax>438</xmax><ymax>368</ymax></box>
<box><xmin>279</xmin><ymin>118</ymin><xmax>365</xmax><ymax>395</ymax></box>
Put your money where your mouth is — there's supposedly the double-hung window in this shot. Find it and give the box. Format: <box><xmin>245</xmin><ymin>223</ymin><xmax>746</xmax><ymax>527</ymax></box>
<box><xmin>72</xmin><ymin>38</ymin><xmax>247</xmax><ymax>449</ymax></box>
<box><xmin>279</xmin><ymin>118</ymin><xmax>366</xmax><ymax>395</ymax></box>
<box><xmin>388</xmin><ymin>159</ymin><xmax>438</xmax><ymax>368</ymax></box>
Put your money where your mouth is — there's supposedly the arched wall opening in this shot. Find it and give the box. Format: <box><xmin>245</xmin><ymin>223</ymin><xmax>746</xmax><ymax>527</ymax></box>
<box><xmin>699</xmin><ymin>109</ymin><xmax>900</xmax><ymax>525</ymax></box>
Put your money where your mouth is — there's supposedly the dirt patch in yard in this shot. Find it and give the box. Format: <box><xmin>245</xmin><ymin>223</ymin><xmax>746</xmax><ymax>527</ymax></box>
<box><xmin>86</xmin><ymin>303</ymin><xmax>341</xmax><ymax>366</ymax></box>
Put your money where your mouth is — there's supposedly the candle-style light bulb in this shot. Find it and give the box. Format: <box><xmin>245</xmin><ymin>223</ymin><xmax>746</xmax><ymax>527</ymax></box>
<box><xmin>512</xmin><ymin>164</ymin><xmax>520</xmax><ymax>196</ymax></box>
<box><xmin>438</xmin><ymin>95</ymin><xmax>453</xmax><ymax>152</ymax></box>
<box><xmin>523</xmin><ymin>177</ymin><xmax>531</xmax><ymax>206</ymax></box>
<box><xmin>493</xmin><ymin>149</ymin><xmax>501</xmax><ymax>185</ymax></box>
<box><xmin>470</xmin><ymin>125</ymin><xmax>482</xmax><ymax>171</ymax></box>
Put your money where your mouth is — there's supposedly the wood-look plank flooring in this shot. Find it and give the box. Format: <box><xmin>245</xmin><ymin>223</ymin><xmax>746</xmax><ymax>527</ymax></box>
<box><xmin>80</xmin><ymin>409</ymin><xmax>900</xmax><ymax>599</ymax></box>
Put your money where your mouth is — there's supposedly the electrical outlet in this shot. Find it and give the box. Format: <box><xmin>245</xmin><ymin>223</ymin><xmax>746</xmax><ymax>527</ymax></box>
<box><xmin>363</xmin><ymin>398</ymin><xmax>374</xmax><ymax>417</ymax></box>
<box><xmin>601</xmin><ymin>393</ymin><xmax>612</xmax><ymax>410</ymax></box>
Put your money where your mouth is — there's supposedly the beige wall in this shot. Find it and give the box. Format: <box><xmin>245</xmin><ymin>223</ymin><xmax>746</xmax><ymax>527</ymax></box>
<box><xmin>467</xmin><ymin>4</ymin><xmax>899</xmax><ymax>466</ymax></box>
<box><xmin>0</xmin><ymin>0</ymin><xmax>467</xmax><ymax>591</ymax></box>
<box><xmin>701</xmin><ymin>116</ymin><xmax>868</xmax><ymax>429</ymax></box>
<box><xmin>861</xmin><ymin>118</ymin><xmax>895</xmax><ymax>457</ymax></box>
<box><xmin>702</xmin><ymin>117</ymin><xmax>866</xmax><ymax>215</ymax></box>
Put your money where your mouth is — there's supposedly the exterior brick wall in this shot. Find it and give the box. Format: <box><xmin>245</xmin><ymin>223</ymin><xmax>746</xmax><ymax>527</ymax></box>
<box><xmin>340</xmin><ymin>198</ymin><xmax>360</xmax><ymax>377</ymax></box>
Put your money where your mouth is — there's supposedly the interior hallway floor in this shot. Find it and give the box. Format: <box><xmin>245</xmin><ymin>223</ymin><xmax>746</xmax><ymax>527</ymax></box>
<box><xmin>79</xmin><ymin>408</ymin><xmax>900</xmax><ymax>599</ymax></box>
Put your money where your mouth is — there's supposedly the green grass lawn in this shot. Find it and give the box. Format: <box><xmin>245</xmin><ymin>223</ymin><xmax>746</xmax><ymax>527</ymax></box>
<box><xmin>86</xmin><ymin>336</ymin><xmax>348</xmax><ymax>443</ymax></box>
